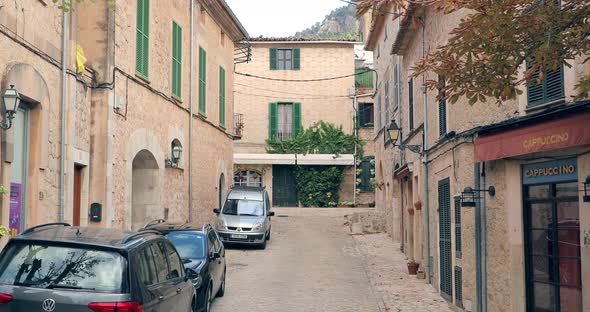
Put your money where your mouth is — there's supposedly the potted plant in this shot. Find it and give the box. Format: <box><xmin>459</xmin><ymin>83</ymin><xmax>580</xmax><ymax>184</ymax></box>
<box><xmin>407</xmin><ymin>206</ymin><xmax>415</xmax><ymax>216</ymax></box>
<box><xmin>414</xmin><ymin>200</ymin><xmax>422</xmax><ymax>211</ymax></box>
<box><xmin>407</xmin><ymin>259</ymin><xmax>419</xmax><ymax>275</ymax></box>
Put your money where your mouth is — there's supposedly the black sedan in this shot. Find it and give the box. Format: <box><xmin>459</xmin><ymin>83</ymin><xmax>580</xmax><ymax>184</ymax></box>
<box><xmin>141</xmin><ymin>221</ymin><xmax>227</xmax><ymax>312</ymax></box>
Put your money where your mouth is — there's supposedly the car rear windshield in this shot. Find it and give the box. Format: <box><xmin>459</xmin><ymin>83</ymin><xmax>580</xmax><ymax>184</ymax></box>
<box><xmin>0</xmin><ymin>242</ymin><xmax>127</xmax><ymax>293</ymax></box>
<box><xmin>223</xmin><ymin>199</ymin><xmax>264</xmax><ymax>216</ymax></box>
<box><xmin>166</xmin><ymin>232</ymin><xmax>206</xmax><ymax>260</ymax></box>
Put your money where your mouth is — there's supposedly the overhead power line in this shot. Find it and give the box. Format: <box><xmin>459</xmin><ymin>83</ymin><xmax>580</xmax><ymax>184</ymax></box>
<box><xmin>235</xmin><ymin>70</ymin><xmax>374</xmax><ymax>82</ymax></box>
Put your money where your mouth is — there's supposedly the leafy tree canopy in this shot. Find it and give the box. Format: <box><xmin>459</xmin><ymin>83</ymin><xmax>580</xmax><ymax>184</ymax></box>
<box><xmin>356</xmin><ymin>0</ymin><xmax>590</xmax><ymax>103</ymax></box>
<box><xmin>266</xmin><ymin>121</ymin><xmax>363</xmax><ymax>155</ymax></box>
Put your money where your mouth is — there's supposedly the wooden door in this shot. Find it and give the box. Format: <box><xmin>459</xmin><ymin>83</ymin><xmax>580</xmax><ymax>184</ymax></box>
<box><xmin>272</xmin><ymin>165</ymin><xmax>297</xmax><ymax>207</ymax></box>
<box><xmin>73</xmin><ymin>165</ymin><xmax>83</xmax><ymax>226</ymax></box>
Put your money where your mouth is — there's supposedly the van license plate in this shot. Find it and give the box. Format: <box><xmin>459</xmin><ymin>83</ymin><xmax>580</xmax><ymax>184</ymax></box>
<box><xmin>231</xmin><ymin>234</ymin><xmax>247</xmax><ymax>239</ymax></box>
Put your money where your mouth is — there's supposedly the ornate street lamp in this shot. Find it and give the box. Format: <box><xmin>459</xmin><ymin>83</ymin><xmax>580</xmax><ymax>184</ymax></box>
<box><xmin>387</xmin><ymin>120</ymin><xmax>422</xmax><ymax>154</ymax></box>
<box><xmin>172</xmin><ymin>145</ymin><xmax>182</xmax><ymax>165</ymax></box>
<box><xmin>1</xmin><ymin>85</ymin><xmax>21</xmax><ymax>130</ymax></box>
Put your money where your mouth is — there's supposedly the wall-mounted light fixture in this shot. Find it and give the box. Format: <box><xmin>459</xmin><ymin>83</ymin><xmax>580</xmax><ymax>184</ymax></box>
<box><xmin>165</xmin><ymin>140</ymin><xmax>183</xmax><ymax>168</ymax></box>
<box><xmin>387</xmin><ymin>120</ymin><xmax>422</xmax><ymax>154</ymax></box>
<box><xmin>1</xmin><ymin>85</ymin><xmax>21</xmax><ymax>130</ymax></box>
<box><xmin>583</xmin><ymin>175</ymin><xmax>590</xmax><ymax>203</ymax></box>
<box><xmin>460</xmin><ymin>186</ymin><xmax>496</xmax><ymax>207</ymax></box>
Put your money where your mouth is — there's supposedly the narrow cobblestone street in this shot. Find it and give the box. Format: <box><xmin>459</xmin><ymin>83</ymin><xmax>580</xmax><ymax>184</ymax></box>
<box><xmin>212</xmin><ymin>208</ymin><xmax>453</xmax><ymax>312</ymax></box>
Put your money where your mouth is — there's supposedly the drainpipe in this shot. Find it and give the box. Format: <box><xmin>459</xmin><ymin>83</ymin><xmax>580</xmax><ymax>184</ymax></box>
<box><xmin>353</xmin><ymin>94</ymin><xmax>358</xmax><ymax>205</ymax></box>
<box><xmin>475</xmin><ymin>162</ymin><xmax>482</xmax><ymax>312</ymax></box>
<box><xmin>481</xmin><ymin>162</ymin><xmax>488</xmax><ymax>312</ymax></box>
<box><xmin>421</xmin><ymin>82</ymin><xmax>430</xmax><ymax>284</ymax></box>
<box><xmin>188</xmin><ymin>0</ymin><xmax>195</xmax><ymax>222</ymax></box>
<box><xmin>58</xmin><ymin>9</ymin><xmax>68</xmax><ymax>222</ymax></box>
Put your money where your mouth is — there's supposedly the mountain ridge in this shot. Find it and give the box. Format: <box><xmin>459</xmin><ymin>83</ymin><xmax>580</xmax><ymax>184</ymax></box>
<box><xmin>294</xmin><ymin>4</ymin><xmax>358</xmax><ymax>40</ymax></box>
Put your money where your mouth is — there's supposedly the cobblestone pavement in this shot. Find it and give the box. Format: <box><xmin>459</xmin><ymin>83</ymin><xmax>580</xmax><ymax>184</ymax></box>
<box><xmin>353</xmin><ymin>233</ymin><xmax>454</xmax><ymax>312</ymax></box>
<box><xmin>211</xmin><ymin>208</ymin><xmax>383</xmax><ymax>312</ymax></box>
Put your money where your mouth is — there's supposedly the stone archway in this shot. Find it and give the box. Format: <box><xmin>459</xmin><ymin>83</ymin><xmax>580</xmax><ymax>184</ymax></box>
<box><xmin>131</xmin><ymin>149</ymin><xmax>160</xmax><ymax>230</ymax></box>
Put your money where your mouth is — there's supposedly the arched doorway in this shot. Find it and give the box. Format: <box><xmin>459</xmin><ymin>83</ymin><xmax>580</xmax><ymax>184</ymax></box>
<box><xmin>218</xmin><ymin>174</ymin><xmax>225</xmax><ymax>210</ymax></box>
<box><xmin>132</xmin><ymin>150</ymin><xmax>160</xmax><ymax>230</ymax></box>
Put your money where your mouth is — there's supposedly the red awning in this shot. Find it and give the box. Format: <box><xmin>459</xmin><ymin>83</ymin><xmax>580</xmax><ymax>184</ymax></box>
<box><xmin>475</xmin><ymin>111</ymin><xmax>590</xmax><ymax>162</ymax></box>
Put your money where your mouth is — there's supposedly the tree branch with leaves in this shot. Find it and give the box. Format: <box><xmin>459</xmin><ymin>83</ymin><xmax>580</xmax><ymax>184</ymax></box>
<box><xmin>356</xmin><ymin>0</ymin><xmax>590</xmax><ymax>103</ymax></box>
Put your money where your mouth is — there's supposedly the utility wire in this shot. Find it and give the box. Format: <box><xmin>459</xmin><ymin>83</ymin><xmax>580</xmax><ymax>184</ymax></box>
<box><xmin>235</xmin><ymin>70</ymin><xmax>374</xmax><ymax>82</ymax></box>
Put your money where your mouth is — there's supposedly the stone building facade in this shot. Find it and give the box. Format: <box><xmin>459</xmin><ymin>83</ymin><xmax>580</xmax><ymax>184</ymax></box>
<box><xmin>363</xmin><ymin>4</ymin><xmax>590</xmax><ymax>312</ymax></box>
<box><xmin>0</xmin><ymin>0</ymin><xmax>248</xmax><ymax>233</ymax></box>
<box><xmin>233</xmin><ymin>38</ymin><xmax>374</xmax><ymax>207</ymax></box>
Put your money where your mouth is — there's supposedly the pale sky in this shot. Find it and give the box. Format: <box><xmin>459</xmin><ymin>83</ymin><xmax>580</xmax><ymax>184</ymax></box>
<box><xmin>225</xmin><ymin>0</ymin><xmax>348</xmax><ymax>37</ymax></box>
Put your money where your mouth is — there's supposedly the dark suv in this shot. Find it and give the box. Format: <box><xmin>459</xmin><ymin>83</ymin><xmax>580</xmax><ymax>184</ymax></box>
<box><xmin>0</xmin><ymin>223</ymin><xmax>195</xmax><ymax>312</ymax></box>
<box><xmin>141</xmin><ymin>221</ymin><xmax>226</xmax><ymax>312</ymax></box>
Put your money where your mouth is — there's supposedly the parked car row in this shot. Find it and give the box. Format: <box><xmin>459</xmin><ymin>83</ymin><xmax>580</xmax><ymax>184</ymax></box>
<box><xmin>0</xmin><ymin>186</ymin><xmax>273</xmax><ymax>312</ymax></box>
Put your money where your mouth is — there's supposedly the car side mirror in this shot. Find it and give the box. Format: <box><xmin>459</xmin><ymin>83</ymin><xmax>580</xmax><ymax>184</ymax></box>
<box><xmin>213</xmin><ymin>208</ymin><xmax>220</xmax><ymax>214</ymax></box>
<box><xmin>268</xmin><ymin>211</ymin><xmax>275</xmax><ymax>217</ymax></box>
<box><xmin>210</xmin><ymin>251</ymin><xmax>220</xmax><ymax>260</ymax></box>
<box><xmin>185</xmin><ymin>268</ymin><xmax>199</xmax><ymax>280</ymax></box>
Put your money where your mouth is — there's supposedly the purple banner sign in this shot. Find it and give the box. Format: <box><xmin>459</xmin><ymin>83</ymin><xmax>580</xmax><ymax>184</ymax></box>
<box><xmin>9</xmin><ymin>183</ymin><xmax>22</xmax><ymax>236</ymax></box>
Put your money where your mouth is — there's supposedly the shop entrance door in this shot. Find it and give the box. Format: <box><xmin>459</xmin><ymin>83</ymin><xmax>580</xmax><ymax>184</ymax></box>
<box><xmin>524</xmin><ymin>182</ymin><xmax>582</xmax><ymax>312</ymax></box>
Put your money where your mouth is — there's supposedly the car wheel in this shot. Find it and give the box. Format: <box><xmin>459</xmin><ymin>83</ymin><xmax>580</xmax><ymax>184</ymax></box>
<box><xmin>191</xmin><ymin>296</ymin><xmax>197</xmax><ymax>312</ymax></box>
<box><xmin>205</xmin><ymin>285</ymin><xmax>212</xmax><ymax>312</ymax></box>
<box><xmin>216</xmin><ymin>267</ymin><xmax>226</xmax><ymax>297</ymax></box>
<box><xmin>259</xmin><ymin>238</ymin><xmax>267</xmax><ymax>250</ymax></box>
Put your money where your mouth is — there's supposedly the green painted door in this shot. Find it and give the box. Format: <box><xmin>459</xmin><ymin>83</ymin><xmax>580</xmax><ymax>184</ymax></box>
<box><xmin>272</xmin><ymin>165</ymin><xmax>297</xmax><ymax>207</ymax></box>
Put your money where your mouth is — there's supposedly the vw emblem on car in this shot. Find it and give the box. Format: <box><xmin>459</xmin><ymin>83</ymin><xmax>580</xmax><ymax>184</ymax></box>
<box><xmin>237</xmin><ymin>227</ymin><xmax>242</xmax><ymax>232</ymax></box>
<box><xmin>42</xmin><ymin>298</ymin><xmax>56</xmax><ymax>312</ymax></box>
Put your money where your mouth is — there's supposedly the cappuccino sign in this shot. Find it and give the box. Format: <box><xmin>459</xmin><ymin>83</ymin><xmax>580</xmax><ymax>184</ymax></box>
<box><xmin>522</xmin><ymin>158</ymin><xmax>578</xmax><ymax>185</ymax></box>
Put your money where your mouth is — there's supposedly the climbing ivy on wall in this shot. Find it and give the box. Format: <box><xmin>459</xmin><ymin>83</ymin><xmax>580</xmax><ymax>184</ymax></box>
<box><xmin>267</xmin><ymin>121</ymin><xmax>364</xmax><ymax>207</ymax></box>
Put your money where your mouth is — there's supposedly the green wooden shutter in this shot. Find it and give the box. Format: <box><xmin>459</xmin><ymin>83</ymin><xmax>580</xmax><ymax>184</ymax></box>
<box><xmin>269</xmin><ymin>103</ymin><xmax>278</xmax><ymax>140</ymax></box>
<box><xmin>438</xmin><ymin>178</ymin><xmax>452</xmax><ymax>300</ymax></box>
<box><xmin>454</xmin><ymin>196</ymin><xmax>462</xmax><ymax>258</ymax></box>
<box><xmin>136</xmin><ymin>0</ymin><xmax>150</xmax><ymax>78</ymax></box>
<box><xmin>219</xmin><ymin>66</ymin><xmax>226</xmax><ymax>126</ymax></box>
<box><xmin>270</xmin><ymin>48</ymin><xmax>277</xmax><ymax>70</ymax></box>
<box><xmin>527</xmin><ymin>61</ymin><xmax>564</xmax><ymax>107</ymax></box>
<box><xmin>171</xmin><ymin>22</ymin><xmax>182</xmax><ymax>98</ymax></box>
<box><xmin>293</xmin><ymin>48</ymin><xmax>300</xmax><ymax>70</ymax></box>
<box><xmin>199</xmin><ymin>47</ymin><xmax>207</xmax><ymax>114</ymax></box>
<box><xmin>292</xmin><ymin>102</ymin><xmax>301</xmax><ymax>137</ymax></box>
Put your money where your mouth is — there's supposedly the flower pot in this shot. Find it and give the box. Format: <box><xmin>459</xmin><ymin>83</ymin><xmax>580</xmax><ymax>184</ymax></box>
<box><xmin>407</xmin><ymin>262</ymin><xmax>420</xmax><ymax>275</ymax></box>
<box><xmin>407</xmin><ymin>207</ymin><xmax>415</xmax><ymax>216</ymax></box>
<box><xmin>414</xmin><ymin>200</ymin><xmax>422</xmax><ymax>210</ymax></box>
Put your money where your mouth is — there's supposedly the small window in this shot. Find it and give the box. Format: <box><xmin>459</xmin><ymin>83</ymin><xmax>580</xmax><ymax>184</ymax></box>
<box><xmin>526</xmin><ymin>61</ymin><xmax>564</xmax><ymax>107</ymax></box>
<box><xmin>357</xmin><ymin>103</ymin><xmax>374</xmax><ymax>128</ymax></box>
<box><xmin>438</xmin><ymin>75</ymin><xmax>447</xmax><ymax>137</ymax></box>
<box><xmin>408</xmin><ymin>78</ymin><xmax>414</xmax><ymax>130</ymax></box>
<box><xmin>234</xmin><ymin>169</ymin><xmax>262</xmax><ymax>187</ymax></box>
<box><xmin>270</xmin><ymin>48</ymin><xmax>300</xmax><ymax>70</ymax></box>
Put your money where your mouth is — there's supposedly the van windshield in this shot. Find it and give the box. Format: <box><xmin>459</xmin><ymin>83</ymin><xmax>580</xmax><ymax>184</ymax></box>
<box><xmin>0</xmin><ymin>243</ymin><xmax>126</xmax><ymax>293</ymax></box>
<box><xmin>222</xmin><ymin>199</ymin><xmax>265</xmax><ymax>216</ymax></box>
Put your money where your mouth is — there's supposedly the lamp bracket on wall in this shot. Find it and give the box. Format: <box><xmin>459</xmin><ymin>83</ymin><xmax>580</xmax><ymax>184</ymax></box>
<box><xmin>460</xmin><ymin>186</ymin><xmax>496</xmax><ymax>207</ymax></box>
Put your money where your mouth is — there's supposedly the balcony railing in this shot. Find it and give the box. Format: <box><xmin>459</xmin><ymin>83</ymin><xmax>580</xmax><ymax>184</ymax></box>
<box><xmin>234</xmin><ymin>113</ymin><xmax>244</xmax><ymax>138</ymax></box>
<box><xmin>355</xmin><ymin>69</ymin><xmax>374</xmax><ymax>89</ymax></box>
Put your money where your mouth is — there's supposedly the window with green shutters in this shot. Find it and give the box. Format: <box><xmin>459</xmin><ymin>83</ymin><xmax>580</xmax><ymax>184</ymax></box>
<box><xmin>136</xmin><ymin>0</ymin><xmax>150</xmax><ymax>78</ymax></box>
<box><xmin>527</xmin><ymin>62</ymin><xmax>564</xmax><ymax>107</ymax></box>
<box><xmin>270</xmin><ymin>48</ymin><xmax>300</xmax><ymax>70</ymax></box>
<box><xmin>268</xmin><ymin>102</ymin><xmax>301</xmax><ymax>140</ymax></box>
<box><xmin>438</xmin><ymin>178</ymin><xmax>452</xmax><ymax>301</ymax></box>
<box><xmin>171</xmin><ymin>21</ymin><xmax>182</xmax><ymax>99</ymax></box>
<box><xmin>198</xmin><ymin>46</ymin><xmax>207</xmax><ymax>114</ymax></box>
<box><xmin>219</xmin><ymin>66</ymin><xmax>226</xmax><ymax>127</ymax></box>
